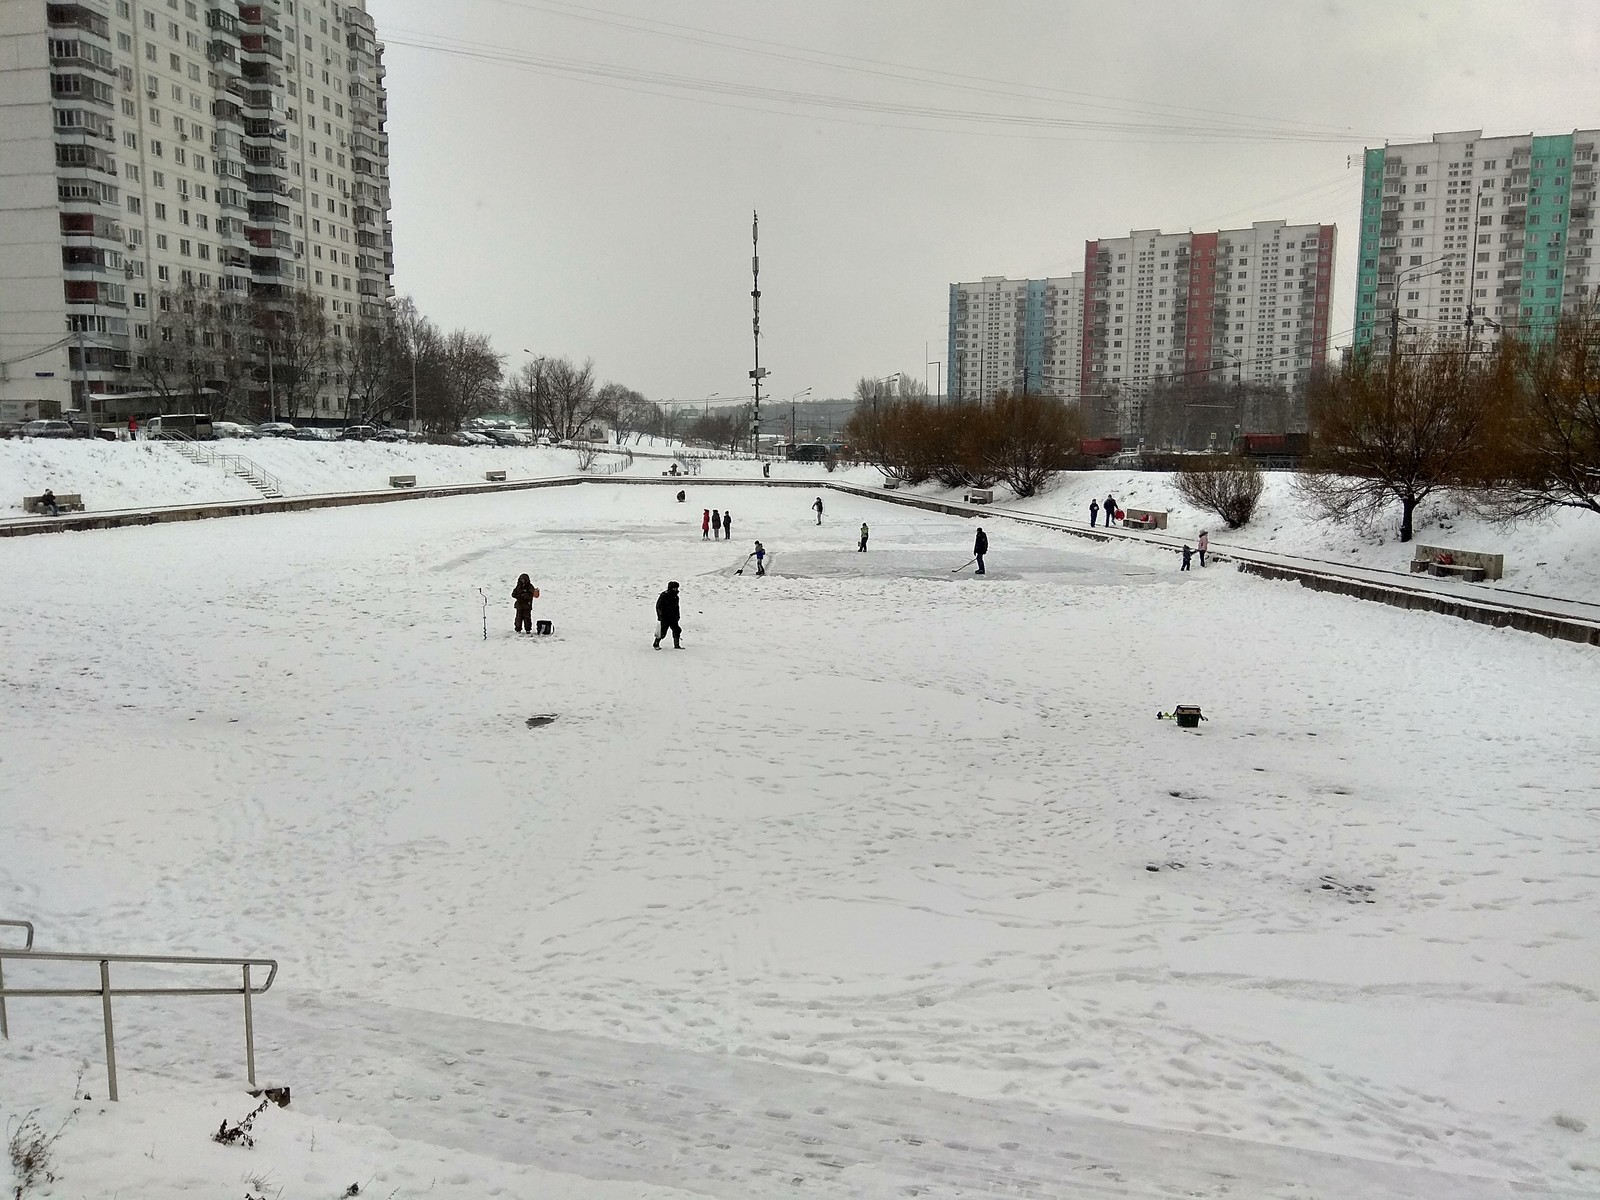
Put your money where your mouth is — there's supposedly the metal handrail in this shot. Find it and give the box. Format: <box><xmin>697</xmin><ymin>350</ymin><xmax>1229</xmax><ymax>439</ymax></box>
<box><xmin>0</xmin><ymin>920</ymin><xmax>35</xmax><ymax>1038</ymax></box>
<box><xmin>0</xmin><ymin>946</ymin><xmax>278</xmax><ymax>1101</ymax></box>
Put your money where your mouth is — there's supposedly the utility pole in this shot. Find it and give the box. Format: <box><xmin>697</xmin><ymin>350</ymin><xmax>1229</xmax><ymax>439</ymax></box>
<box><xmin>749</xmin><ymin>210</ymin><xmax>767</xmax><ymax>458</ymax></box>
<box><xmin>268</xmin><ymin>342</ymin><xmax>276</xmax><ymax>423</ymax></box>
<box><xmin>75</xmin><ymin>326</ymin><xmax>95</xmax><ymax>435</ymax></box>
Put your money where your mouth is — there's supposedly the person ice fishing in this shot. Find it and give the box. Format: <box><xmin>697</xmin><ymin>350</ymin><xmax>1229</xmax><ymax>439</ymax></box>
<box><xmin>652</xmin><ymin>580</ymin><xmax>682</xmax><ymax>649</ymax></box>
<box><xmin>701</xmin><ymin>509</ymin><xmax>711</xmax><ymax>540</ymax></box>
<box><xmin>511</xmin><ymin>573</ymin><xmax>538</xmax><ymax>634</ymax></box>
<box><xmin>753</xmin><ymin>540</ymin><xmax>767</xmax><ymax>576</ymax></box>
<box><xmin>722</xmin><ymin>510</ymin><xmax>733</xmax><ymax>540</ymax></box>
<box><xmin>712</xmin><ymin>509</ymin><xmax>722</xmax><ymax>540</ymax></box>
<box><xmin>1089</xmin><ymin>499</ymin><xmax>1100</xmax><ymax>528</ymax></box>
<box><xmin>812</xmin><ymin>496</ymin><xmax>824</xmax><ymax>525</ymax></box>
<box><xmin>858</xmin><ymin>522</ymin><xmax>869</xmax><ymax>552</ymax></box>
<box><xmin>676</xmin><ymin>489</ymin><xmax>686</xmax><ymax>503</ymax></box>
<box><xmin>1104</xmin><ymin>493</ymin><xmax>1118</xmax><ymax>526</ymax></box>
<box><xmin>1198</xmin><ymin>530</ymin><xmax>1210</xmax><ymax>567</ymax></box>
<box><xmin>973</xmin><ymin>525</ymin><xmax>989</xmax><ymax>575</ymax></box>
<box><xmin>1181</xmin><ymin>545</ymin><xmax>1193</xmax><ymax>571</ymax></box>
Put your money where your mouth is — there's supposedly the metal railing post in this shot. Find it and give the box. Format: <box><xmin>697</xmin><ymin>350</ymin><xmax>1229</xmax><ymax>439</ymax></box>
<box><xmin>0</xmin><ymin>956</ymin><xmax>8</xmax><ymax>1039</ymax></box>
<box><xmin>242</xmin><ymin>963</ymin><xmax>256</xmax><ymax>1088</ymax></box>
<box><xmin>99</xmin><ymin>959</ymin><xmax>118</xmax><ymax>1102</ymax></box>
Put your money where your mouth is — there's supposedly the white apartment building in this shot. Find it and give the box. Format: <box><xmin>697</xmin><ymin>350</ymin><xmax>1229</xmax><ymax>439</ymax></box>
<box><xmin>1354</xmin><ymin>129</ymin><xmax>1599</xmax><ymax>352</ymax></box>
<box><xmin>947</xmin><ymin>274</ymin><xmax>1084</xmax><ymax>403</ymax></box>
<box><xmin>0</xmin><ymin>0</ymin><xmax>393</xmax><ymax>420</ymax></box>
<box><xmin>1080</xmin><ymin>220</ymin><xmax>1336</xmax><ymax>436</ymax></box>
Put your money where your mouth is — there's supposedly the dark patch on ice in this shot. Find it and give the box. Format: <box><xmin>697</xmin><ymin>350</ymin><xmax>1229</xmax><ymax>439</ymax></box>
<box><xmin>1145</xmin><ymin>862</ymin><xmax>1185</xmax><ymax>872</ymax></box>
<box><xmin>1315</xmin><ymin>875</ymin><xmax>1376</xmax><ymax>903</ymax></box>
<box><xmin>525</xmin><ymin>714</ymin><xmax>557</xmax><ymax>729</ymax></box>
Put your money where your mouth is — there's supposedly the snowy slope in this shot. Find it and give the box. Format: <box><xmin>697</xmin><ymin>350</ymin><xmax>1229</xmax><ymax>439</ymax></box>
<box><xmin>2</xmin><ymin>485</ymin><xmax>1596</xmax><ymax>1196</ymax></box>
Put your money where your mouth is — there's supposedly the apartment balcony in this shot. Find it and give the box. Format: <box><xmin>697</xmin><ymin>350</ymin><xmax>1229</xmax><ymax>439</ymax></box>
<box><xmin>212</xmin><ymin>99</ymin><xmax>246</xmax><ymax>127</ymax></box>
<box><xmin>239</xmin><ymin>33</ymin><xmax>283</xmax><ymax>61</ymax></box>
<box><xmin>247</xmin><ymin>199</ymin><xmax>291</xmax><ymax>226</ymax></box>
<box><xmin>208</xmin><ymin>7</ymin><xmax>241</xmax><ymax>37</ymax></box>
<box><xmin>353</xmin><ymin>205</ymin><xmax>379</xmax><ymax>228</ymax></box>
<box><xmin>59</xmin><ymin>212</ymin><xmax>123</xmax><ymax>244</ymax></box>
<box><xmin>243</xmin><ymin>146</ymin><xmax>288</xmax><ymax>172</ymax></box>
<box><xmin>237</xmin><ymin>4</ymin><xmax>281</xmax><ymax>32</ymax></box>
<box><xmin>47</xmin><ymin>3</ymin><xmax>110</xmax><ymax>40</ymax></box>
<box><xmin>63</xmin><ymin>279</ymin><xmax>126</xmax><ymax>307</ymax></box>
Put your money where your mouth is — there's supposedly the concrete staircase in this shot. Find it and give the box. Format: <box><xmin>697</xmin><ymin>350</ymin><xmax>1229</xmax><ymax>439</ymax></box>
<box><xmin>166</xmin><ymin>438</ymin><xmax>283</xmax><ymax>499</ymax></box>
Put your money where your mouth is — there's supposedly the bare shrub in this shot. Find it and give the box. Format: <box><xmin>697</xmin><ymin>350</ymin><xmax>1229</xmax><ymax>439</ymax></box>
<box><xmin>1174</xmin><ymin>456</ymin><xmax>1265</xmax><ymax>528</ymax></box>
<box><xmin>9</xmin><ymin>1109</ymin><xmax>75</xmax><ymax>1199</ymax></box>
<box><xmin>573</xmin><ymin>443</ymin><xmax>599</xmax><ymax>472</ymax></box>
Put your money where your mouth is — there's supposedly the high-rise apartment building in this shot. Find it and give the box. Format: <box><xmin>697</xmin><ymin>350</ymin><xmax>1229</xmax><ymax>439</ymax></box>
<box><xmin>1080</xmin><ymin>220</ymin><xmax>1335</xmax><ymax>436</ymax></box>
<box><xmin>1353</xmin><ymin>129</ymin><xmax>1599</xmax><ymax>353</ymax></box>
<box><xmin>948</xmin><ymin>274</ymin><xmax>1084</xmax><ymax>403</ymax></box>
<box><xmin>0</xmin><ymin>0</ymin><xmax>393</xmax><ymax>420</ymax></box>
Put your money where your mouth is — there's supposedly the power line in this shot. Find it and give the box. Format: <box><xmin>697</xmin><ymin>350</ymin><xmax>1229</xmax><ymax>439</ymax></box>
<box><xmin>385</xmin><ymin>28</ymin><xmax>1383</xmax><ymax>145</ymax></box>
<box><xmin>471</xmin><ymin>0</ymin><xmax>1391</xmax><ymax>142</ymax></box>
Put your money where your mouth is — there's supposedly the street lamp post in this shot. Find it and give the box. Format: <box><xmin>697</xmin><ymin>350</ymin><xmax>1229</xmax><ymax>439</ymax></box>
<box><xmin>788</xmin><ymin>387</ymin><xmax>810</xmax><ymax>445</ymax></box>
<box><xmin>927</xmin><ymin>360</ymin><xmax>942</xmax><ymax>407</ymax></box>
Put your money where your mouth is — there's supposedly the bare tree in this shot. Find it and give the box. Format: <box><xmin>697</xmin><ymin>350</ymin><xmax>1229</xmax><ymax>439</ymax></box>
<box><xmin>1297</xmin><ymin>338</ymin><xmax>1501</xmax><ymax>542</ymax></box>
<box><xmin>433</xmin><ymin>329</ymin><xmax>503</xmax><ymax>431</ymax></box>
<box><xmin>261</xmin><ymin>289</ymin><xmax>332</xmax><ymax>421</ymax></box>
<box><xmin>134</xmin><ymin>283</ymin><xmax>225</xmax><ymax>414</ymax></box>
<box><xmin>1175</xmin><ymin>456</ymin><xmax>1266</xmax><ymax>528</ymax></box>
<box><xmin>1482</xmin><ymin>309</ymin><xmax>1600</xmax><ymax>518</ymax></box>
<box><xmin>538</xmin><ymin>357</ymin><xmax>608</xmax><ymax>440</ymax></box>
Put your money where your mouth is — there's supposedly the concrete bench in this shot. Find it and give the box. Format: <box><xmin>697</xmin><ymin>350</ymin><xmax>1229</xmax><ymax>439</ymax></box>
<box><xmin>964</xmin><ymin>488</ymin><xmax>993</xmax><ymax>504</ymax></box>
<box><xmin>23</xmin><ymin>493</ymin><xmax>84</xmax><ymax>514</ymax></box>
<box><xmin>1123</xmin><ymin>507</ymin><xmax>1168</xmax><ymax>530</ymax></box>
<box><xmin>1428</xmin><ymin>561</ymin><xmax>1487</xmax><ymax>583</ymax></box>
<box><xmin>388</xmin><ymin>475</ymin><xmax>416</xmax><ymax>488</ymax></box>
<box><xmin>484</xmin><ymin>470</ymin><xmax>507</xmax><ymax>482</ymax></box>
<box><xmin>1410</xmin><ymin>543</ymin><xmax>1502</xmax><ymax>581</ymax></box>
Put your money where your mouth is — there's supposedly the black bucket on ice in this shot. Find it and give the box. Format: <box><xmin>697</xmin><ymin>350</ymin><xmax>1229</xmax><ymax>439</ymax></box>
<box><xmin>1174</xmin><ymin>705</ymin><xmax>1204</xmax><ymax>728</ymax></box>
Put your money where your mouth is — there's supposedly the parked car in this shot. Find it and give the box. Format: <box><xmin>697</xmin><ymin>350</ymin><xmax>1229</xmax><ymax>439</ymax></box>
<box><xmin>213</xmin><ymin>421</ymin><xmax>260</xmax><ymax>439</ymax></box>
<box><xmin>21</xmin><ymin>419</ymin><xmax>76</xmax><ymax>438</ymax></box>
<box><xmin>338</xmin><ymin>425</ymin><xmax>378</xmax><ymax>441</ymax></box>
<box><xmin>486</xmin><ymin>428</ymin><xmax>529</xmax><ymax>446</ymax></box>
<box><xmin>291</xmin><ymin>427</ymin><xmax>328</xmax><ymax>441</ymax></box>
<box><xmin>256</xmin><ymin>421</ymin><xmax>297</xmax><ymax>437</ymax></box>
<box><xmin>374</xmin><ymin>427</ymin><xmax>408</xmax><ymax>442</ymax></box>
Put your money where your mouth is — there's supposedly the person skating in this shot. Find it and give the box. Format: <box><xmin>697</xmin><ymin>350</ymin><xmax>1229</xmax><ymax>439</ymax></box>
<box><xmin>511</xmin><ymin>573</ymin><xmax>538</xmax><ymax>633</ymax></box>
<box><xmin>1089</xmin><ymin>499</ymin><xmax>1100</xmax><ymax>528</ymax></box>
<box><xmin>973</xmin><ymin>525</ymin><xmax>989</xmax><ymax>575</ymax></box>
<box><xmin>1104</xmin><ymin>493</ymin><xmax>1118</xmax><ymax>526</ymax></box>
<box><xmin>712</xmin><ymin>509</ymin><xmax>722</xmax><ymax>540</ymax></box>
<box><xmin>1198</xmin><ymin>530</ymin><xmax>1210</xmax><ymax>567</ymax></box>
<box><xmin>701</xmin><ymin>509</ymin><xmax>711</xmax><ymax>540</ymax></box>
<box><xmin>812</xmin><ymin>496</ymin><xmax>824</xmax><ymax>525</ymax></box>
<box><xmin>753</xmin><ymin>540</ymin><xmax>767</xmax><ymax>576</ymax></box>
<box><xmin>1180</xmin><ymin>545</ymin><xmax>1193</xmax><ymax>571</ymax></box>
<box><xmin>652</xmin><ymin>580</ymin><xmax>682</xmax><ymax>649</ymax></box>
<box><xmin>858</xmin><ymin>522</ymin><xmax>869</xmax><ymax>552</ymax></box>
<box><xmin>722</xmin><ymin>511</ymin><xmax>732</xmax><ymax>541</ymax></box>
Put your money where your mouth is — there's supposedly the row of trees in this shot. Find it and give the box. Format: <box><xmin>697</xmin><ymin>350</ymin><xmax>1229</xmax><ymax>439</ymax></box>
<box><xmin>126</xmin><ymin>285</ymin><xmax>663</xmax><ymax>439</ymax></box>
<box><xmin>844</xmin><ymin>373</ymin><xmax>1083</xmax><ymax>497</ymax></box>
<box><xmin>1300</xmin><ymin>310</ymin><xmax>1600</xmax><ymax>541</ymax></box>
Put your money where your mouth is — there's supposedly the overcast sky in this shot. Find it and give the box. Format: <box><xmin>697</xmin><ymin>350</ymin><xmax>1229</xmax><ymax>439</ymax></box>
<box><xmin>364</xmin><ymin>0</ymin><xmax>1598</xmax><ymax>404</ymax></box>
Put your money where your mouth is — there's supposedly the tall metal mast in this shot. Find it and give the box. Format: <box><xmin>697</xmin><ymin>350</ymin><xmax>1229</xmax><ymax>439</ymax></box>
<box><xmin>749</xmin><ymin>211</ymin><xmax>767</xmax><ymax>455</ymax></box>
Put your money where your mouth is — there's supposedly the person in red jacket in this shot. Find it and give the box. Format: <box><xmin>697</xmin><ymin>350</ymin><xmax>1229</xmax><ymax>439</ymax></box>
<box><xmin>701</xmin><ymin>509</ymin><xmax>710</xmax><ymax>540</ymax></box>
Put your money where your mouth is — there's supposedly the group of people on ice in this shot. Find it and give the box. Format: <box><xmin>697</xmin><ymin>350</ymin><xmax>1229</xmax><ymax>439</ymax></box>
<box><xmin>700</xmin><ymin>508</ymin><xmax>735</xmax><ymax>540</ymax></box>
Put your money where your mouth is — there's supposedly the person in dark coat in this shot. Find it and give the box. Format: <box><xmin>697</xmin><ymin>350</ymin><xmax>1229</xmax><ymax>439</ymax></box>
<box><xmin>676</xmin><ymin>489</ymin><xmax>686</xmax><ymax>502</ymax></box>
<box><xmin>722</xmin><ymin>511</ymin><xmax>732</xmax><ymax>540</ymax></box>
<box><xmin>753</xmin><ymin>540</ymin><xmax>766</xmax><ymax>576</ymax></box>
<box><xmin>1104</xmin><ymin>494</ymin><xmax>1118</xmax><ymax>526</ymax></box>
<box><xmin>712</xmin><ymin>509</ymin><xmax>722</xmax><ymax>540</ymax></box>
<box><xmin>1180</xmin><ymin>545</ymin><xmax>1193</xmax><ymax>571</ymax></box>
<box><xmin>701</xmin><ymin>509</ymin><xmax>710</xmax><ymax>539</ymax></box>
<box><xmin>762</xmin><ymin>462</ymin><xmax>770</xmax><ymax>478</ymax></box>
<box><xmin>653</xmin><ymin>581</ymin><xmax>682</xmax><ymax>649</ymax></box>
<box><xmin>858</xmin><ymin>522</ymin><xmax>869</xmax><ymax>552</ymax></box>
<box><xmin>511</xmin><ymin>573</ymin><xmax>537</xmax><ymax>633</ymax></box>
<box><xmin>974</xmin><ymin>526</ymin><xmax>989</xmax><ymax>575</ymax></box>
<box><xmin>1089</xmin><ymin>499</ymin><xmax>1100</xmax><ymax>528</ymax></box>
<box><xmin>39</xmin><ymin>489</ymin><xmax>60</xmax><ymax>516</ymax></box>
<box><xmin>812</xmin><ymin>496</ymin><xmax>824</xmax><ymax>525</ymax></box>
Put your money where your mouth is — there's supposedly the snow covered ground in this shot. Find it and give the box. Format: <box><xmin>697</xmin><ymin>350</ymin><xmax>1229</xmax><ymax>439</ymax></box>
<box><xmin>2</xmin><ymin>483</ymin><xmax>1598</xmax><ymax>1197</ymax></box>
